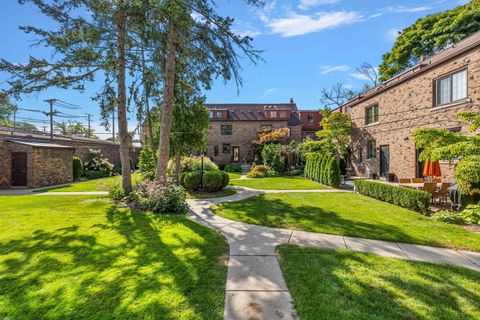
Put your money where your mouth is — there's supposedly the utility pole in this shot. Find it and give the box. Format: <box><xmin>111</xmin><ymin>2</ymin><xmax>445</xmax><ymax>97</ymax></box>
<box><xmin>85</xmin><ymin>113</ymin><xmax>93</xmax><ymax>138</ymax></box>
<box><xmin>44</xmin><ymin>99</ymin><xmax>57</xmax><ymax>140</ymax></box>
<box><xmin>42</xmin><ymin>126</ymin><xmax>47</xmax><ymax>132</ymax></box>
<box><xmin>13</xmin><ymin>106</ymin><xmax>17</xmax><ymax>127</ymax></box>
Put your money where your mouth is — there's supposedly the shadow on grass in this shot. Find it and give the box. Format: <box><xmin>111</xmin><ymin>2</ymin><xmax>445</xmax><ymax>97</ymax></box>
<box><xmin>0</xmin><ymin>205</ymin><xmax>227</xmax><ymax>319</ymax></box>
<box><xmin>279</xmin><ymin>246</ymin><xmax>480</xmax><ymax>320</ymax></box>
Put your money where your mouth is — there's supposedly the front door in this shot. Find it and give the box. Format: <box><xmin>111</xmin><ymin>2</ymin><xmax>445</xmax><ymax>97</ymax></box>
<box><xmin>380</xmin><ymin>145</ymin><xmax>389</xmax><ymax>178</ymax></box>
<box><xmin>232</xmin><ymin>147</ymin><xmax>240</xmax><ymax>162</ymax></box>
<box><xmin>12</xmin><ymin>152</ymin><xmax>27</xmax><ymax>187</ymax></box>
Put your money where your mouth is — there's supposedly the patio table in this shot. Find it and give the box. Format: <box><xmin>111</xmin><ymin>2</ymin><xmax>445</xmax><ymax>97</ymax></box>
<box><xmin>399</xmin><ymin>183</ymin><xmax>424</xmax><ymax>190</ymax></box>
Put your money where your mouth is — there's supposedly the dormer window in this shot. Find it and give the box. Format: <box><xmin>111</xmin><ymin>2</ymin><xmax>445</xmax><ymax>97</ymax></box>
<box><xmin>209</xmin><ymin>111</ymin><xmax>214</xmax><ymax>119</ymax></box>
<box><xmin>307</xmin><ymin>114</ymin><xmax>314</xmax><ymax>123</ymax></box>
<box><xmin>279</xmin><ymin>111</ymin><xmax>287</xmax><ymax>118</ymax></box>
<box><xmin>216</xmin><ymin>111</ymin><xmax>223</xmax><ymax>119</ymax></box>
<box><xmin>270</xmin><ymin>111</ymin><xmax>277</xmax><ymax>118</ymax></box>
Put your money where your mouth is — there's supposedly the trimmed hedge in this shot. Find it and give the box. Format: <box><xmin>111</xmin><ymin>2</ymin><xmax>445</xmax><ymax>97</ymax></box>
<box><xmin>72</xmin><ymin>157</ymin><xmax>83</xmax><ymax>181</ymax></box>
<box><xmin>180</xmin><ymin>170</ymin><xmax>229</xmax><ymax>192</ymax></box>
<box><xmin>304</xmin><ymin>153</ymin><xmax>341</xmax><ymax>187</ymax></box>
<box><xmin>354</xmin><ymin>180</ymin><xmax>430</xmax><ymax>213</ymax></box>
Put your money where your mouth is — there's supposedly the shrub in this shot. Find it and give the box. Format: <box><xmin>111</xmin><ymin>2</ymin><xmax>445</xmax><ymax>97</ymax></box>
<box><xmin>262</xmin><ymin>143</ymin><xmax>284</xmax><ymax>173</ymax></box>
<box><xmin>84</xmin><ymin>170</ymin><xmax>107</xmax><ymax>180</ymax></box>
<box><xmin>283</xmin><ymin>168</ymin><xmax>303</xmax><ymax>176</ymax></box>
<box><xmin>354</xmin><ymin>180</ymin><xmax>430</xmax><ymax>213</ymax></box>
<box><xmin>202</xmin><ymin>171</ymin><xmax>228</xmax><ymax>192</ymax></box>
<box><xmin>84</xmin><ymin>149</ymin><xmax>113</xmax><ymax>176</ymax></box>
<box><xmin>72</xmin><ymin>157</ymin><xmax>83</xmax><ymax>181</ymax></box>
<box><xmin>181</xmin><ymin>171</ymin><xmax>202</xmax><ymax>191</ymax></box>
<box><xmin>247</xmin><ymin>165</ymin><xmax>271</xmax><ymax>178</ymax></box>
<box><xmin>304</xmin><ymin>153</ymin><xmax>341</xmax><ymax>187</ymax></box>
<box><xmin>176</xmin><ymin>156</ymin><xmax>218</xmax><ymax>172</ymax></box>
<box><xmin>461</xmin><ymin>205</ymin><xmax>480</xmax><ymax>224</ymax></box>
<box><xmin>138</xmin><ymin>146</ymin><xmax>155</xmax><ymax>178</ymax></box>
<box><xmin>108</xmin><ymin>182</ymin><xmax>125</xmax><ymax>202</ymax></box>
<box><xmin>224</xmin><ymin>163</ymin><xmax>242</xmax><ymax>173</ymax></box>
<box><xmin>432</xmin><ymin>210</ymin><xmax>465</xmax><ymax>224</ymax></box>
<box><xmin>134</xmin><ymin>180</ymin><xmax>188</xmax><ymax>214</ymax></box>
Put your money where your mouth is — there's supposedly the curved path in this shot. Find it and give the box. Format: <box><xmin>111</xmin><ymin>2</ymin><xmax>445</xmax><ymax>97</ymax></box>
<box><xmin>187</xmin><ymin>186</ymin><xmax>480</xmax><ymax>320</ymax></box>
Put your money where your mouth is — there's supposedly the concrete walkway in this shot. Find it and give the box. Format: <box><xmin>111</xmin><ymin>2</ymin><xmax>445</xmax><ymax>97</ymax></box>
<box><xmin>187</xmin><ymin>186</ymin><xmax>480</xmax><ymax>320</ymax></box>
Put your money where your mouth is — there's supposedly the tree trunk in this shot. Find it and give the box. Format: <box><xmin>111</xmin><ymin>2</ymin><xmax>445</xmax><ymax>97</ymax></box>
<box><xmin>155</xmin><ymin>17</ymin><xmax>177</xmax><ymax>185</ymax></box>
<box><xmin>117</xmin><ymin>6</ymin><xmax>132</xmax><ymax>192</ymax></box>
<box><xmin>175</xmin><ymin>151</ymin><xmax>181</xmax><ymax>183</ymax></box>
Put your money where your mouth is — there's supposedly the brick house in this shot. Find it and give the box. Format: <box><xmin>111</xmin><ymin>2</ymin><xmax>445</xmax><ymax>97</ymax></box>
<box><xmin>337</xmin><ymin>31</ymin><xmax>480</xmax><ymax>182</ymax></box>
<box><xmin>0</xmin><ymin>126</ymin><xmax>140</xmax><ymax>189</ymax></box>
<box><xmin>205</xmin><ymin>103</ymin><xmax>321</xmax><ymax>164</ymax></box>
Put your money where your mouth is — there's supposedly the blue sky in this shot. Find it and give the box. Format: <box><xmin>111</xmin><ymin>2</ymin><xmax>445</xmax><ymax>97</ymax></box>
<box><xmin>0</xmin><ymin>0</ymin><xmax>468</xmax><ymax>138</ymax></box>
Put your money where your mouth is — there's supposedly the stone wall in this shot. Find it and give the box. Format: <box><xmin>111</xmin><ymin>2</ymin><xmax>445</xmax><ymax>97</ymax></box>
<box><xmin>348</xmin><ymin>47</ymin><xmax>480</xmax><ymax>181</ymax></box>
<box><xmin>206</xmin><ymin>121</ymin><xmax>302</xmax><ymax>164</ymax></box>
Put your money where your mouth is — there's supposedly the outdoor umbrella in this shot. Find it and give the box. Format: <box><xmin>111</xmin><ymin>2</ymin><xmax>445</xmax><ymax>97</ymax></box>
<box><xmin>423</xmin><ymin>160</ymin><xmax>442</xmax><ymax>178</ymax></box>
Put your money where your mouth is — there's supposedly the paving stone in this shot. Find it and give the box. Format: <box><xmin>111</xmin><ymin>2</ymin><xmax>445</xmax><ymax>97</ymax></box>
<box><xmin>227</xmin><ymin>256</ymin><xmax>288</xmax><ymax>291</ymax></box>
<box><xmin>397</xmin><ymin>243</ymin><xmax>480</xmax><ymax>271</ymax></box>
<box><xmin>221</xmin><ymin>223</ymin><xmax>291</xmax><ymax>256</ymax></box>
<box><xmin>290</xmin><ymin>230</ymin><xmax>346</xmax><ymax>249</ymax></box>
<box><xmin>344</xmin><ymin>237</ymin><xmax>408</xmax><ymax>259</ymax></box>
<box><xmin>225</xmin><ymin>291</ymin><xmax>297</xmax><ymax>320</ymax></box>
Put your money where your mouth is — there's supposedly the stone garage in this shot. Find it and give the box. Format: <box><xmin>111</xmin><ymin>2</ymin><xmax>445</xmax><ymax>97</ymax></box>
<box><xmin>0</xmin><ymin>138</ymin><xmax>75</xmax><ymax>189</ymax></box>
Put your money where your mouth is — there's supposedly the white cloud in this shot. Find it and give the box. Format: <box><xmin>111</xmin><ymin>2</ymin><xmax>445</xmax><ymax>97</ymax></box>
<box><xmin>389</xmin><ymin>5</ymin><xmax>431</xmax><ymax>13</ymax></box>
<box><xmin>266</xmin><ymin>11</ymin><xmax>361</xmax><ymax>37</ymax></box>
<box><xmin>319</xmin><ymin>65</ymin><xmax>352</xmax><ymax>74</ymax></box>
<box><xmin>386</xmin><ymin>28</ymin><xmax>402</xmax><ymax>41</ymax></box>
<box><xmin>264</xmin><ymin>88</ymin><xmax>279</xmax><ymax>96</ymax></box>
<box><xmin>298</xmin><ymin>0</ymin><xmax>339</xmax><ymax>10</ymax></box>
<box><xmin>233</xmin><ymin>21</ymin><xmax>262</xmax><ymax>38</ymax></box>
<box><xmin>349</xmin><ymin>72</ymin><xmax>370</xmax><ymax>81</ymax></box>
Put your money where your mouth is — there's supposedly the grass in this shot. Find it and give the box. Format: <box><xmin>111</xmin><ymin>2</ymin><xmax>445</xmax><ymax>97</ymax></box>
<box><xmin>187</xmin><ymin>187</ymin><xmax>237</xmax><ymax>199</ymax></box>
<box><xmin>0</xmin><ymin>195</ymin><xmax>228</xmax><ymax>319</ymax></box>
<box><xmin>278</xmin><ymin>245</ymin><xmax>480</xmax><ymax>320</ymax></box>
<box><xmin>227</xmin><ymin>172</ymin><xmax>241</xmax><ymax>180</ymax></box>
<box><xmin>35</xmin><ymin>172</ymin><xmax>142</xmax><ymax>192</ymax></box>
<box><xmin>230</xmin><ymin>176</ymin><xmax>326</xmax><ymax>190</ymax></box>
<box><xmin>212</xmin><ymin>192</ymin><xmax>480</xmax><ymax>251</ymax></box>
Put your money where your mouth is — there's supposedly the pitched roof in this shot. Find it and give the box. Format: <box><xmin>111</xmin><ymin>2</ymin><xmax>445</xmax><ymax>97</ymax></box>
<box><xmin>339</xmin><ymin>30</ymin><xmax>480</xmax><ymax>110</ymax></box>
<box><xmin>205</xmin><ymin>103</ymin><xmax>302</xmax><ymax>125</ymax></box>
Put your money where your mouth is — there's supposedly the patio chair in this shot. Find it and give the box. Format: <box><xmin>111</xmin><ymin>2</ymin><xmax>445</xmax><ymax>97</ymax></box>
<box><xmin>412</xmin><ymin>178</ymin><xmax>424</xmax><ymax>183</ymax></box>
<box><xmin>434</xmin><ymin>178</ymin><xmax>442</xmax><ymax>183</ymax></box>
<box><xmin>435</xmin><ymin>182</ymin><xmax>451</xmax><ymax>204</ymax></box>
<box><xmin>399</xmin><ymin>178</ymin><xmax>412</xmax><ymax>183</ymax></box>
<box><xmin>423</xmin><ymin>182</ymin><xmax>437</xmax><ymax>203</ymax></box>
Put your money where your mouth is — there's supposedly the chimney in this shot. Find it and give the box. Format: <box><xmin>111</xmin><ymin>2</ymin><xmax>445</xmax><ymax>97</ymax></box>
<box><xmin>289</xmin><ymin>98</ymin><xmax>294</xmax><ymax>104</ymax></box>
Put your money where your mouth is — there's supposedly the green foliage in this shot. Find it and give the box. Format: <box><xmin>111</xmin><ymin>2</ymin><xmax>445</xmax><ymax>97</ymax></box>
<box><xmin>431</xmin><ymin>210</ymin><xmax>464</xmax><ymax>224</ymax></box>
<box><xmin>172</xmin><ymin>156</ymin><xmax>219</xmax><ymax>173</ymax></box>
<box><xmin>354</xmin><ymin>180</ymin><xmax>430</xmax><ymax>213</ymax></box>
<box><xmin>108</xmin><ymin>182</ymin><xmax>125</xmax><ymax>202</ymax></box>
<box><xmin>202</xmin><ymin>171</ymin><xmax>229</xmax><ymax>192</ymax></box>
<box><xmin>224</xmin><ymin>163</ymin><xmax>242</xmax><ymax>173</ymax></box>
<box><xmin>379</xmin><ymin>0</ymin><xmax>480</xmax><ymax>81</ymax></box>
<box><xmin>304</xmin><ymin>153</ymin><xmax>341</xmax><ymax>187</ymax></box>
<box><xmin>413</xmin><ymin>112</ymin><xmax>480</xmax><ymax>196</ymax></box>
<box><xmin>72</xmin><ymin>157</ymin><xmax>83</xmax><ymax>181</ymax></box>
<box><xmin>138</xmin><ymin>146</ymin><xmax>156</xmax><ymax>178</ymax></box>
<box><xmin>83</xmin><ymin>149</ymin><xmax>113</xmax><ymax>176</ymax></box>
<box><xmin>181</xmin><ymin>171</ymin><xmax>203</xmax><ymax>191</ymax></box>
<box><xmin>133</xmin><ymin>180</ymin><xmax>188</xmax><ymax>215</ymax></box>
<box><xmin>300</xmin><ymin>139</ymin><xmax>324</xmax><ymax>155</ymax></box>
<box><xmin>461</xmin><ymin>205</ymin><xmax>480</xmax><ymax>224</ymax></box>
<box><xmin>55</xmin><ymin>121</ymin><xmax>97</xmax><ymax>138</ymax></box>
<box><xmin>247</xmin><ymin>165</ymin><xmax>274</xmax><ymax>178</ymax></box>
<box><xmin>261</xmin><ymin>143</ymin><xmax>284</xmax><ymax>173</ymax></box>
<box><xmin>84</xmin><ymin>170</ymin><xmax>108</xmax><ymax>180</ymax></box>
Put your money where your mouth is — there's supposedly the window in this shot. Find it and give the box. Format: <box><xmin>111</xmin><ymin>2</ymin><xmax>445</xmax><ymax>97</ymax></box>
<box><xmin>279</xmin><ymin>111</ymin><xmax>287</xmax><ymax>118</ymax></box>
<box><xmin>222</xmin><ymin>143</ymin><xmax>230</xmax><ymax>154</ymax></box>
<box><xmin>214</xmin><ymin>146</ymin><xmax>219</xmax><ymax>156</ymax></box>
<box><xmin>365</xmin><ymin>104</ymin><xmax>379</xmax><ymax>125</ymax></box>
<box><xmin>367</xmin><ymin>140</ymin><xmax>376</xmax><ymax>159</ymax></box>
<box><xmin>270</xmin><ymin>111</ymin><xmax>277</xmax><ymax>118</ymax></box>
<box><xmin>436</xmin><ymin>69</ymin><xmax>467</xmax><ymax>106</ymax></box>
<box><xmin>261</xmin><ymin>125</ymin><xmax>272</xmax><ymax>131</ymax></box>
<box><xmin>221</xmin><ymin>124</ymin><xmax>232</xmax><ymax>135</ymax></box>
<box><xmin>358</xmin><ymin>147</ymin><xmax>363</xmax><ymax>163</ymax></box>
<box><xmin>216</xmin><ymin>111</ymin><xmax>223</xmax><ymax>119</ymax></box>
<box><xmin>307</xmin><ymin>114</ymin><xmax>314</xmax><ymax>123</ymax></box>
<box><xmin>209</xmin><ymin>111</ymin><xmax>214</xmax><ymax>119</ymax></box>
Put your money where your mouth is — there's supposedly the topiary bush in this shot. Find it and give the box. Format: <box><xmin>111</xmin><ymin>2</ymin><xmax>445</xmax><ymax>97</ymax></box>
<box><xmin>178</xmin><ymin>156</ymin><xmax>219</xmax><ymax>172</ymax></box>
<box><xmin>181</xmin><ymin>171</ymin><xmax>202</xmax><ymax>191</ymax></box>
<box><xmin>224</xmin><ymin>163</ymin><xmax>242</xmax><ymax>173</ymax></box>
<box><xmin>202</xmin><ymin>171</ymin><xmax>225</xmax><ymax>192</ymax></box>
<box><xmin>72</xmin><ymin>157</ymin><xmax>83</xmax><ymax>181</ymax></box>
<box><xmin>354</xmin><ymin>180</ymin><xmax>430</xmax><ymax>213</ymax></box>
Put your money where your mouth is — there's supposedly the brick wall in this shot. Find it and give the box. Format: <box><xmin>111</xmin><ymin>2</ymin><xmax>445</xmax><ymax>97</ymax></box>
<box><xmin>206</xmin><ymin>121</ymin><xmax>302</xmax><ymax>164</ymax></box>
<box><xmin>31</xmin><ymin>147</ymin><xmax>74</xmax><ymax>188</ymax></box>
<box><xmin>348</xmin><ymin>47</ymin><xmax>480</xmax><ymax>181</ymax></box>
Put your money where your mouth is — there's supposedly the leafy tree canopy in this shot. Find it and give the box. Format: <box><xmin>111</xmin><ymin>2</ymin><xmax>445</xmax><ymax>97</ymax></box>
<box><xmin>315</xmin><ymin>109</ymin><xmax>352</xmax><ymax>157</ymax></box>
<box><xmin>379</xmin><ymin>0</ymin><xmax>480</xmax><ymax>81</ymax></box>
<box><xmin>252</xmin><ymin>127</ymin><xmax>289</xmax><ymax>146</ymax></box>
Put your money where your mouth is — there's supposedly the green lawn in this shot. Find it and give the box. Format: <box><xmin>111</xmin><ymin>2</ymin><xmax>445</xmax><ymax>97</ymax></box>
<box><xmin>230</xmin><ymin>176</ymin><xmax>326</xmax><ymax>190</ymax></box>
<box><xmin>35</xmin><ymin>172</ymin><xmax>142</xmax><ymax>192</ymax></box>
<box><xmin>0</xmin><ymin>195</ymin><xmax>228</xmax><ymax>319</ymax></box>
<box><xmin>227</xmin><ymin>172</ymin><xmax>241</xmax><ymax>180</ymax></box>
<box><xmin>279</xmin><ymin>246</ymin><xmax>480</xmax><ymax>320</ymax></box>
<box><xmin>212</xmin><ymin>192</ymin><xmax>480</xmax><ymax>251</ymax></box>
<box><xmin>187</xmin><ymin>187</ymin><xmax>237</xmax><ymax>199</ymax></box>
